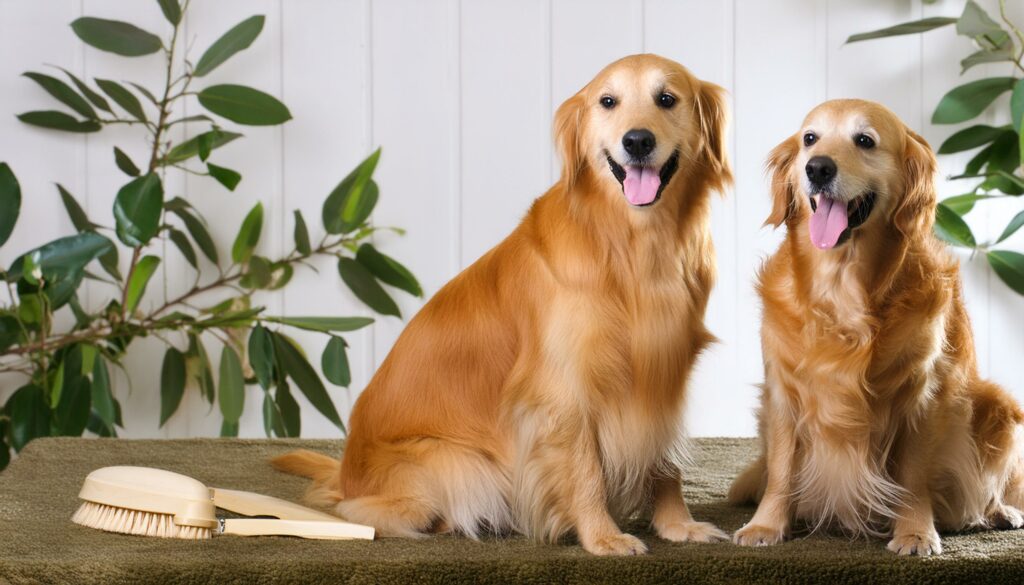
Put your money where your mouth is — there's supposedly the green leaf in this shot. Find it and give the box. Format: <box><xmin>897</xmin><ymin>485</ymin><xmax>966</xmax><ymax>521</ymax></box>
<box><xmin>95</xmin><ymin>79</ymin><xmax>147</xmax><ymax>122</ymax></box>
<box><xmin>113</xmin><ymin>147</ymin><xmax>141</xmax><ymax>177</ymax></box>
<box><xmin>940</xmin><ymin>193</ymin><xmax>999</xmax><ymax>215</ymax></box>
<box><xmin>356</xmin><ymin>243</ymin><xmax>422</xmax><ymax>297</ymax></box>
<box><xmin>241</xmin><ymin>255</ymin><xmax>272</xmax><ymax>289</ymax></box>
<box><xmin>232</xmin><ymin>202</ymin><xmax>263</xmax><ymax>264</ymax></box>
<box><xmin>124</xmin><ymin>255</ymin><xmax>160</xmax><ymax>314</ymax></box>
<box><xmin>934</xmin><ymin>203</ymin><xmax>976</xmax><ymax>247</ymax></box>
<box><xmin>168</xmin><ymin>228</ymin><xmax>198</xmax><ymax>268</ymax></box>
<box><xmin>197</xmin><ymin>84</ymin><xmax>292</xmax><ymax>126</ymax></box>
<box><xmin>0</xmin><ymin>315</ymin><xmax>22</xmax><ymax>352</ymax></box>
<box><xmin>338</xmin><ymin>256</ymin><xmax>400</xmax><ymax>317</ymax></box>
<box><xmin>56</xmin><ymin>184</ymin><xmax>96</xmax><ymax>231</ymax></box>
<box><xmin>98</xmin><ymin>243</ymin><xmax>123</xmax><ymax>282</ymax></box>
<box><xmin>961</xmin><ymin>46</ymin><xmax>1015</xmax><ymax>74</ymax></box>
<box><xmin>114</xmin><ymin>173</ymin><xmax>163</xmax><ymax>246</ymax></box>
<box><xmin>937</xmin><ymin>125</ymin><xmax>1008</xmax><ymax>154</ymax></box>
<box><xmin>293</xmin><ymin>210</ymin><xmax>311</xmax><ymax>255</ymax></box>
<box><xmin>264</xmin><ymin>315</ymin><xmax>374</xmax><ymax>333</ymax></box>
<box><xmin>261</xmin><ymin>392</ymin><xmax>284</xmax><ymax>437</ymax></box>
<box><xmin>0</xmin><ymin>163</ymin><xmax>21</xmax><ymax>248</ymax></box>
<box><xmin>267</xmin><ymin>262</ymin><xmax>293</xmax><ymax>290</ymax></box>
<box><xmin>193</xmin><ymin>15</ymin><xmax>265</xmax><ymax>77</ymax></box>
<box><xmin>218</xmin><ymin>345</ymin><xmax>245</xmax><ymax>424</ymax></box>
<box><xmin>932</xmin><ymin>78</ymin><xmax>1016</xmax><ymax>125</ymax></box>
<box><xmin>57</xmin><ymin>68</ymin><xmax>111</xmax><ymax>112</ymax></box>
<box><xmin>220</xmin><ymin>419</ymin><xmax>239</xmax><ymax>437</ymax></box>
<box><xmin>248</xmin><ymin>325</ymin><xmax>275</xmax><ymax>390</ymax></box>
<box><xmin>169</xmin><ymin>205</ymin><xmax>219</xmax><ymax>264</ymax></box>
<box><xmin>956</xmin><ymin>1</ymin><xmax>1010</xmax><ymax>48</ymax></box>
<box><xmin>54</xmin><ymin>372</ymin><xmax>90</xmax><ymax>437</ymax></box>
<box><xmin>6</xmin><ymin>232</ymin><xmax>112</xmax><ymax>283</ymax></box>
<box><xmin>845</xmin><ymin>16</ymin><xmax>957</xmax><ymax>43</ymax></box>
<box><xmin>157</xmin><ymin>0</ymin><xmax>181</xmax><ymax>25</ymax></box>
<box><xmin>276</xmin><ymin>383</ymin><xmax>300</xmax><ymax>437</ymax></box>
<box><xmin>6</xmin><ymin>385</ymin><xmax>49</xmax><ymax>451</ymax></box>
<box><xmin>17</xmin><ymin>110</ymin><xmax>100</xmax><ymax>132</ymax></box>
<box><xmin>1013</xmin><ymin>79</ymin><xmax>1024</xmax><ymax>135</ymax></box>
<box><xmin>91</xmin><ymin>358</ymin><xmax>116</xmax><ymax>430</ymax></box>
<box><xmin>996</xmin><ymin>210</ymin><xmax>1024</xmax><ymax>244</ymax></box>
<box><xmin>272</xmin><ymin>332</ymin><xmax>344</xmax><ymax>432</ymax></box>
<box><xmin>22</xmin><ymin>72</ymin><xmax>97</xmax><ymax>119</ymax></box>
<box><xmin>207</xmin><ymin>163</ymin><xmax>241</xmax><ymax>191</ymax></box>
<box><xmin>988</xmin><ymin>250</ymin><xmax>1024</xmax><ymax>295</ymax></box>
<box><xmin>322</xmin><ymin>336</ymin><xmax>351</xmax><ymax>387</ymax></box>
<box><xmin>186</xmin><ymin>335</ymin><xmax>216</xmax><ymax>405</ymax></box>
<box><xmin>71</xmin><ymin>17</ymin><xmax>162</xmax><ymax>56</ymax></box>
<box><xmin>322</xmin><ymin>149</ymin><xmax>381</xmax><ymax>234</ymax></box>
<box><xmin>163</xmin><ymin>130</ymin><xmax>242</xmax><ymax>164</ymax></box>
<box><xmin>160</xmin><ymin>347</ymin><xmax>186</xmax><ymax>426</ymax></box>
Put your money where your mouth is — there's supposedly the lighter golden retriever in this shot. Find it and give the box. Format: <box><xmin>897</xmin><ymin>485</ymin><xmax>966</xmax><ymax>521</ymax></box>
<box><xmin>729</xmin><ymin>99</ymin><xmax>1024</xmax><ymax>556</ymax></box>
<box><xmin>272</xmin><ymin>54</ymin><xmax>732</xmax><ymax>555</ymax></box>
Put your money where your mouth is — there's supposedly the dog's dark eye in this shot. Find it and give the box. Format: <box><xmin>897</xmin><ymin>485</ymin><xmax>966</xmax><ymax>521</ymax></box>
<box><xmin>600</xmin><ymin>96</ymin><xmax>616</xmax><ymax>109</ymax></box>
<box><xmin>803</xmin><ymin>132</ymin><xmax>817</xmax><ymax>147</ymax></box>
<box><xmin>657</xmin><ymin>93</ymin><xmax>676</xmax><ymax>109</ymax></box>
<box><xmin>855</xmin><ymin>134</ymin><xmax>875</xmax><ymax>149</ymax></box>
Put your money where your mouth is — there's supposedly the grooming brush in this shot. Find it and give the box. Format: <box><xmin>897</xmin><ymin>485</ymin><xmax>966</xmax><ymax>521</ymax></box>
<box><xmin>71</xmin><ymin>466</ymin><xmax>374</xmax><ymax>540</ymax></box>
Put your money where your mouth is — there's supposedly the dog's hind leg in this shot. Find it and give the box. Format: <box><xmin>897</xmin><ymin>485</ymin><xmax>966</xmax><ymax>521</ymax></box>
<box><xmin>335</xmin><ymin>495</ymin><xmax>438</xmax><ymax>538</ymax></box>
<box><xmin>728</xmin><ymin>456</ymin><xmax>767</xmax><ymax>505</ymax></box>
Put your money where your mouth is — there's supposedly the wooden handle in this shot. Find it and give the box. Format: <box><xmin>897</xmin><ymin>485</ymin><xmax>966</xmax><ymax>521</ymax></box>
<box><xmin>211</xmin><ymin>488</ymin><xmax>339</xmax><ymax>521</ymax></box>
<box><xmin>220</xmin><ymin>518</ymin><xmax>375</xmax><ymax>540</ymax></box>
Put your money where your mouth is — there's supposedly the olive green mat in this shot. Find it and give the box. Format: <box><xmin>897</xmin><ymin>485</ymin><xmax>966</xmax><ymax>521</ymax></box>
<box><xmin>1</xmin><ymin>437</ymin><xmax>1022</xmax><ymax>584</ymax></box>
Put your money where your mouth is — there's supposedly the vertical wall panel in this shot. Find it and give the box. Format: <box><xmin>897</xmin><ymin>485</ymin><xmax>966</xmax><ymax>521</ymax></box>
<box><xmin>460</xmin><ymin>0</ymin><xmax>549</xmax><ymax>267</ymax></box>
<box><xmin>370</xmin><ymin>0</ymin><xmax>459</xmax><ymax>371</ymax></box>
<box><xmin>280</xmin><ymin>0</ymin><xmax>371</xmax><ymax>437</ymax></box>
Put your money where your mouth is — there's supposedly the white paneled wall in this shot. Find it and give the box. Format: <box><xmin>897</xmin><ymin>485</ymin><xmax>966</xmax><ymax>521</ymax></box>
<box><xmin>1</xmin><ymin>0</ymin><xmax>1022</xmax><ymax>438</ymax></box>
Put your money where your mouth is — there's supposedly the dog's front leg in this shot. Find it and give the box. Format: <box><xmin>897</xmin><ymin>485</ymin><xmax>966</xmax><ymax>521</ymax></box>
<box><xmin>734</xmin><ymin>382</ymin><xmax>795</xmax><ymax>546</ymax></box>
<box><xmin>887</xmin><ymin>425</ymin><xmax>942</xmax><ymax>556</ymax></box>
<box><xmin>652</xmin><ymin>473</ymin><xmax>728</xmax><ymax>542</ymax></box>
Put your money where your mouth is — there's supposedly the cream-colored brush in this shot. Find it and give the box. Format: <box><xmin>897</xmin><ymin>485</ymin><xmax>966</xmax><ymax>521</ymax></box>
<box><xmin>71</xmin><ymin>466</ymin><xmax>374</xmax><ymax>540</ymax></box>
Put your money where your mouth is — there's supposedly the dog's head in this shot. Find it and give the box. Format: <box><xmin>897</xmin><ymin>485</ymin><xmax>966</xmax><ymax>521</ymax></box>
<box><xmin>764</xmin><ymin>99</ymin><xmax>936</xmax><ymax>250</ymax></box>
<box><xmin>554</xmin><ymin>54</ymin><xmax>731</xmax><ymax>209</ymax></box>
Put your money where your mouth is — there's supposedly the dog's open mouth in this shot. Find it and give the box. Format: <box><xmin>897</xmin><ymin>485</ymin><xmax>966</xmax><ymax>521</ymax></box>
<box><xmin>606</xmin><ymin>150</ymin><xmax>680</xmax><ymax>207</ymax></box>
<box><xmin>808</xmin><ymin>191</ymin><xmax>876</xmax><ymax>249</ymax></box>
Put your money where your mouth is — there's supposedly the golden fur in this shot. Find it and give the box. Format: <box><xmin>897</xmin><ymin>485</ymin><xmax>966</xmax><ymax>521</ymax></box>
<box><xmin>729</xmin><ymin>99</ymin><xmax>1024</xmax><ymax>556</ymax></box>
<box><xmin>272</xmin><ymin>54</ymin><xmax>732</xmax><ymax>555</ymax></box>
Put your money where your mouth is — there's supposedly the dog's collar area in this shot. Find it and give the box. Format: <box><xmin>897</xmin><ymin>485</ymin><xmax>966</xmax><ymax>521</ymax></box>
<box><xmin>808</xmin><ymin>191</ymin><xmax>877</xmax><ymax>247</ymax></box>
<box><xmin>605</xmin><ymin>149</ymin><xmax>681</xmax><ymax>208</ymax></box>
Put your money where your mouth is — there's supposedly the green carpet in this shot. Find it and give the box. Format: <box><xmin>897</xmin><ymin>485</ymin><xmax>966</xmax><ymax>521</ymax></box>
<box><xmin>1</xmin><ymin>437</ymin><xmax>1022</xmax><ymax>584</ymax></box>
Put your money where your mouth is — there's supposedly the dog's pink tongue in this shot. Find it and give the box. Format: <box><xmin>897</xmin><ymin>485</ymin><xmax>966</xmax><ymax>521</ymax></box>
<box><xmin>623</xmin><ymin>165</ymin><xmax>661</xmax><ymax>205</ymax></box>
<box><xmin>808</xmin><ymin>197</ymin><xmax>849</xmax><ymax>249</ymax></box>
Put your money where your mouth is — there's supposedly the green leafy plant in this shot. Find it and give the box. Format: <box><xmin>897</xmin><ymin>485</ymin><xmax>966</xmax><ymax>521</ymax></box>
<box><xmin>0</xmin><ymin>1</ymin><xmax>421</xmax><ymax>469</ymax></box>
<box><xmin>849</xmin><ymin>0</ymin><xmax>1024</xmax><ymax>295</ymax></box>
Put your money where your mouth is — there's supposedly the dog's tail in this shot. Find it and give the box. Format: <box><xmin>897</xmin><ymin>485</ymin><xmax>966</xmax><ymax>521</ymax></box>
<box><xmin>270</xmin><ymin>449</ymin><xmax>344</xmax><ymax>505</ymax></box>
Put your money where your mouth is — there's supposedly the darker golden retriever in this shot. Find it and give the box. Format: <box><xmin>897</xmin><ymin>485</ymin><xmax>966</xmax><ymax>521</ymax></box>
<box><xmin>730</xmin><ymin>99</ymin><xmax>1024</xmax><ymax>556</ymax></box>
<box><xmin>272</xmin><ymin>54</ymin><xmax>732</xmax><ymax>555</ymax></box>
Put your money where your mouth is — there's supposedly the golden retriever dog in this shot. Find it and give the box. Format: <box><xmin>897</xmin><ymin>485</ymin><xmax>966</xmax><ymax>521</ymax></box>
<box><xmin>729</xmin><ymin>99</ymin><xmax>1024</xmax><ymax>556</ymax></box>
<box><xmin>272</xmin><ymin>54</ymin><xmax>731</xmax><ymax>555</ymax></box>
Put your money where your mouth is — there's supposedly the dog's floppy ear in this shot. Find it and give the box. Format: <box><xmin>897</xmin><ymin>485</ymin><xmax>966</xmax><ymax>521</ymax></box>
<box><xmin>894</xmin><ymin>128</ymin><xmax>937</xmax><ymax>238</ymax></box>
<box><xmin>695</xmin><ymin>81</ymin><xmax>732</xmax><ymax>192</ymax></box>
<box><xmin>554</xmin><ymin>92</ymin><xmax>586</xmax><ymax>188</ymax></box>
<box><xmin>763</xmin><ymin>134</ymin><xmax>799</xmax><ymax>228</ymax></box>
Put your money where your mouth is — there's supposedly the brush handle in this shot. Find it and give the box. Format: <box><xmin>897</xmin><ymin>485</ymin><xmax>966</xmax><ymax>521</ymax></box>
<box><xmin>220</xmin><ymin>518</ymin><xmax>375</xmax><ymax>540</ymax></box>
<box><xmin>211</xmin><ymin>488</ymin><xmax>339</xmax><ymax>522</ymax></box>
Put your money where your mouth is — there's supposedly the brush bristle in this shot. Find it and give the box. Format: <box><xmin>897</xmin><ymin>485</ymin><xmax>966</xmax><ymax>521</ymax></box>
<box><xmin>72</xmin><ymin>501</ymin><xmax>213</xmax><ymax>539</ymax></box>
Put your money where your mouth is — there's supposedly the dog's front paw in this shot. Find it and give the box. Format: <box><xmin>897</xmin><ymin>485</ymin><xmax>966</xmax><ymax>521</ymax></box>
<box><xmin>584</xmin><ymin>532</ymin><xmax>648</xmax><ymax>556</ymax></box>
<box><xmin>658</xmin><ymin>521</ymin><xmax>729</xmax><ymax>543</ymax></box>
<box><xmin>987</xmin><ymin>504</ymin><xmax>1024</xmax><ymax>530</ymax></box>
<box><xmin>887</xmin><ymin>531</ymin><xmax>942</xmax><ymax>556</ymax></box>
<box><xmin>733</xmin><ymin>523</ymin><xmax>786</xmax><ymax>547</ymax></box>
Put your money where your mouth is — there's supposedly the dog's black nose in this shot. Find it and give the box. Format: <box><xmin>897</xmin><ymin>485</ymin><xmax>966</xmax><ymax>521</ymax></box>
<box><xmin>805</xmin><ymin>156</ymin><xmax>837</xmax><ymax>187</ymax></box>
<box><xmin>622</xmin><ymin>129</ymin><xmax>656</xmax><ymax>158</ymax></box>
